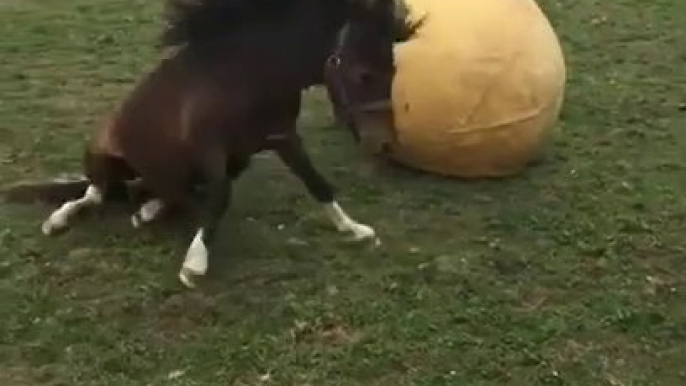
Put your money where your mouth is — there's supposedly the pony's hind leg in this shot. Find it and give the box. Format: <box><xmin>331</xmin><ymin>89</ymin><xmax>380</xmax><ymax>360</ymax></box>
<box><xmin>274</xmin><ymin>134</ymin><xmax>377</xmax><ymax>242</ymax></box>
<box><xmin>131</xmin><ymin>198</ymin><xmax>165</xmax><ymax>228</ymax></box>
<box><xmin>123</xmin><ymin>178</ymin><xmax>167</xmax><ymax>228</ymax></box>
<box><xmin>42</xmin><ymin>149</ymin><xmax>134</xmax><ymax>235</ymax></box>
<box><xmin>42</xmin><ymin>184</ymin><xmax>104</xmax><ymax>235</ymax></box>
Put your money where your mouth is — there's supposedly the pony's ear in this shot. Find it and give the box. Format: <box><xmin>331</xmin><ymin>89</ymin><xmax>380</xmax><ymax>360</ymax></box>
<box><xmin>393</xmin><ymin>16</ymin><xmax>424</xmax><ymax>42</ymax></box>
<box><xmin>346</xmin><ymin>0</ymin><xmax>423</xmax><ymax>42</ymax></box>
<box><xmin>390</xmin><ymin>0</ymin><xmax>425</xmax><ymax>42</ymax></box>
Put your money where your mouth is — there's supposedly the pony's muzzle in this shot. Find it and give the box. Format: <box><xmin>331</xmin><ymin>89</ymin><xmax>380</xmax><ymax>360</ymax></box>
<box><xmin>352</xmin><ymin>104</ymin><xmax>397</xmax><ymax>155</ymax></box>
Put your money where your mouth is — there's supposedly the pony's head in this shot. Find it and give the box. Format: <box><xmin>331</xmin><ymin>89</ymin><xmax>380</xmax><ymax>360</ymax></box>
<box><xmin>326</xmin><ymin>0</ymin><xmax>423</xmax><ymax>153</ymax></box>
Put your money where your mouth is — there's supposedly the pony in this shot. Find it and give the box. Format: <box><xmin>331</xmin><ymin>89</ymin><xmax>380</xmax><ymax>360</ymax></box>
<box><xmin>32</xmin><ymin>0</ymin><xmax>421</xmax><ymax>288</ymax></box>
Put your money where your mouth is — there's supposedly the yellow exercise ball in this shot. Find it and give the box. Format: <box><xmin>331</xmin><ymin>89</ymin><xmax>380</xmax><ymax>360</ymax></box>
<box><xmin>386</xmin><ymin>0</ymin><xmax>566</xmax><ymax>178</ymax></box>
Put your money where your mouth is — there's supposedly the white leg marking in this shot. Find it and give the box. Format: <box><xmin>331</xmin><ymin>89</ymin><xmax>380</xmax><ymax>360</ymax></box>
<box><xmin>131</xmin><ymin>198</ymin><xmax>165</xmax><ymax>228</ymax></box>
<box><xmin>179</xmin><ymin>228</ymin><xmax>208</xmax><ymax>289</ymax></box>
<box><xmin>323</xmin><ymin>201</ymin><xmax>376</xmax><ymax>240</ymax></box>
<box><xmin>42</xmin><ymin>185</ymin><xmax>103</xmax><ymax>235</ymax></box>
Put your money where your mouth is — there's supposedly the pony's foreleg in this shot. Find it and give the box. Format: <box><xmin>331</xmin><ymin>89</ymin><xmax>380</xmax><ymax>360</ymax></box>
<box><xmin>179</xmin><ymin>150</ymin><xmax>238</xmax><ymax>289</ymax></box>
<box><xmin>41</xmin><ymin>184</ymin><xmax>104</xmax><ymax>235</ymax></box>
<box><xmin>274</xmin><ymin>135</ymin><xmax>377</xmax><ymax>242</ymax></box>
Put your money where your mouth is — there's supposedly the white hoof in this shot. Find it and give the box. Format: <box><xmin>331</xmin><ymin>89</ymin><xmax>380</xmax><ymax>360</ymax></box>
<box><xmin>131</xmin><ymin>214</ymin><xmax>142</xmax><ymax>229</ymax></box>
<box><xmin>41</xmin><ymin>220</ymin><xmax>54</xmax><ymax>235</ymax></box>
<box><xmin>179</xmin><ymin>267</ymin><xmax>201</xmax><ymax>289</ymax></box>
<box><xmin>179</xmin><ymin>229</ymin><xmax>208</xmax><ymax>289</ymax></box>
<box><xmin>131</xmin><ymin>199</ymin><xmax>164</xmax><ymax>229</ymax></box>
<box><xmin>347</xmin><ymin>222</ymin><xmax>376</xmax><ymax>241</ymax></box>
<box><xmin>324</xmin><ymin>202</ymin><xmax>377</xmax><ymax>242</ymax></box>
<box><xmin>41</xmin><ymin>216</ymin><xmax>67</xmax><ymax>236</ymax></box>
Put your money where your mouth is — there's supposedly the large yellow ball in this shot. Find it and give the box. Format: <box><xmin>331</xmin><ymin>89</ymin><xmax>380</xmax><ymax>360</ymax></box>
<box><xmin>387</xmin><ymin>0</ymin><xmax>566</xmax><ymax>178</ymax></box>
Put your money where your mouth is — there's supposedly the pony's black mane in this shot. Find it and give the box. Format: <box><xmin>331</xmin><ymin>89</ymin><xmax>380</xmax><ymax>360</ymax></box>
<box><xmin>161</xmin><ymin>0</ymin><xmax>422</xmax><ymax>51</ymax></box>
<box><xmin>161</xmin><ymin>0</ymin><xmax>299</xmax><ymax>49</ymax></box>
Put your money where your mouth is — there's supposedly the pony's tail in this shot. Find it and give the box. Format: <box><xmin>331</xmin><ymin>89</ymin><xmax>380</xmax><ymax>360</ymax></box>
<box><xmin>0</xmin><ymin>176</ymin><xmax>91</xmax><ymax>204</ymax></box>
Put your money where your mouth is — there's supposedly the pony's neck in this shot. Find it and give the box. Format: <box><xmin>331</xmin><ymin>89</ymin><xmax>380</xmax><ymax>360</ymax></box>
<box><xmin>169</xmin><ymin>0</ymin><xmax>351</xmax><ymax>89</ymax></box>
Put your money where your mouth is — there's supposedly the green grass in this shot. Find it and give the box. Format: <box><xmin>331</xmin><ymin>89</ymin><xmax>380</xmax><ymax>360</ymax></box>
<box><xmin>1</xmin><ymin>0</ymin><xmax>685</xmax><ymax>384</ymax></box>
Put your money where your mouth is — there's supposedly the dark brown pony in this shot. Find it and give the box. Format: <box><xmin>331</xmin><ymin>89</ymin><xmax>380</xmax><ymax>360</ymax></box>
<box><xmin>29</xmin><ymin>0</ymin><xmax>420</xmax><ymax>288</ymax></box>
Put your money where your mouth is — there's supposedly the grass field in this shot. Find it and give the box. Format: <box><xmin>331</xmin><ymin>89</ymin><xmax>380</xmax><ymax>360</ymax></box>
<box><xmin>1</xmin><ymin>0</ymin><xmax>685</xmax><ymax>385</ymax></box>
